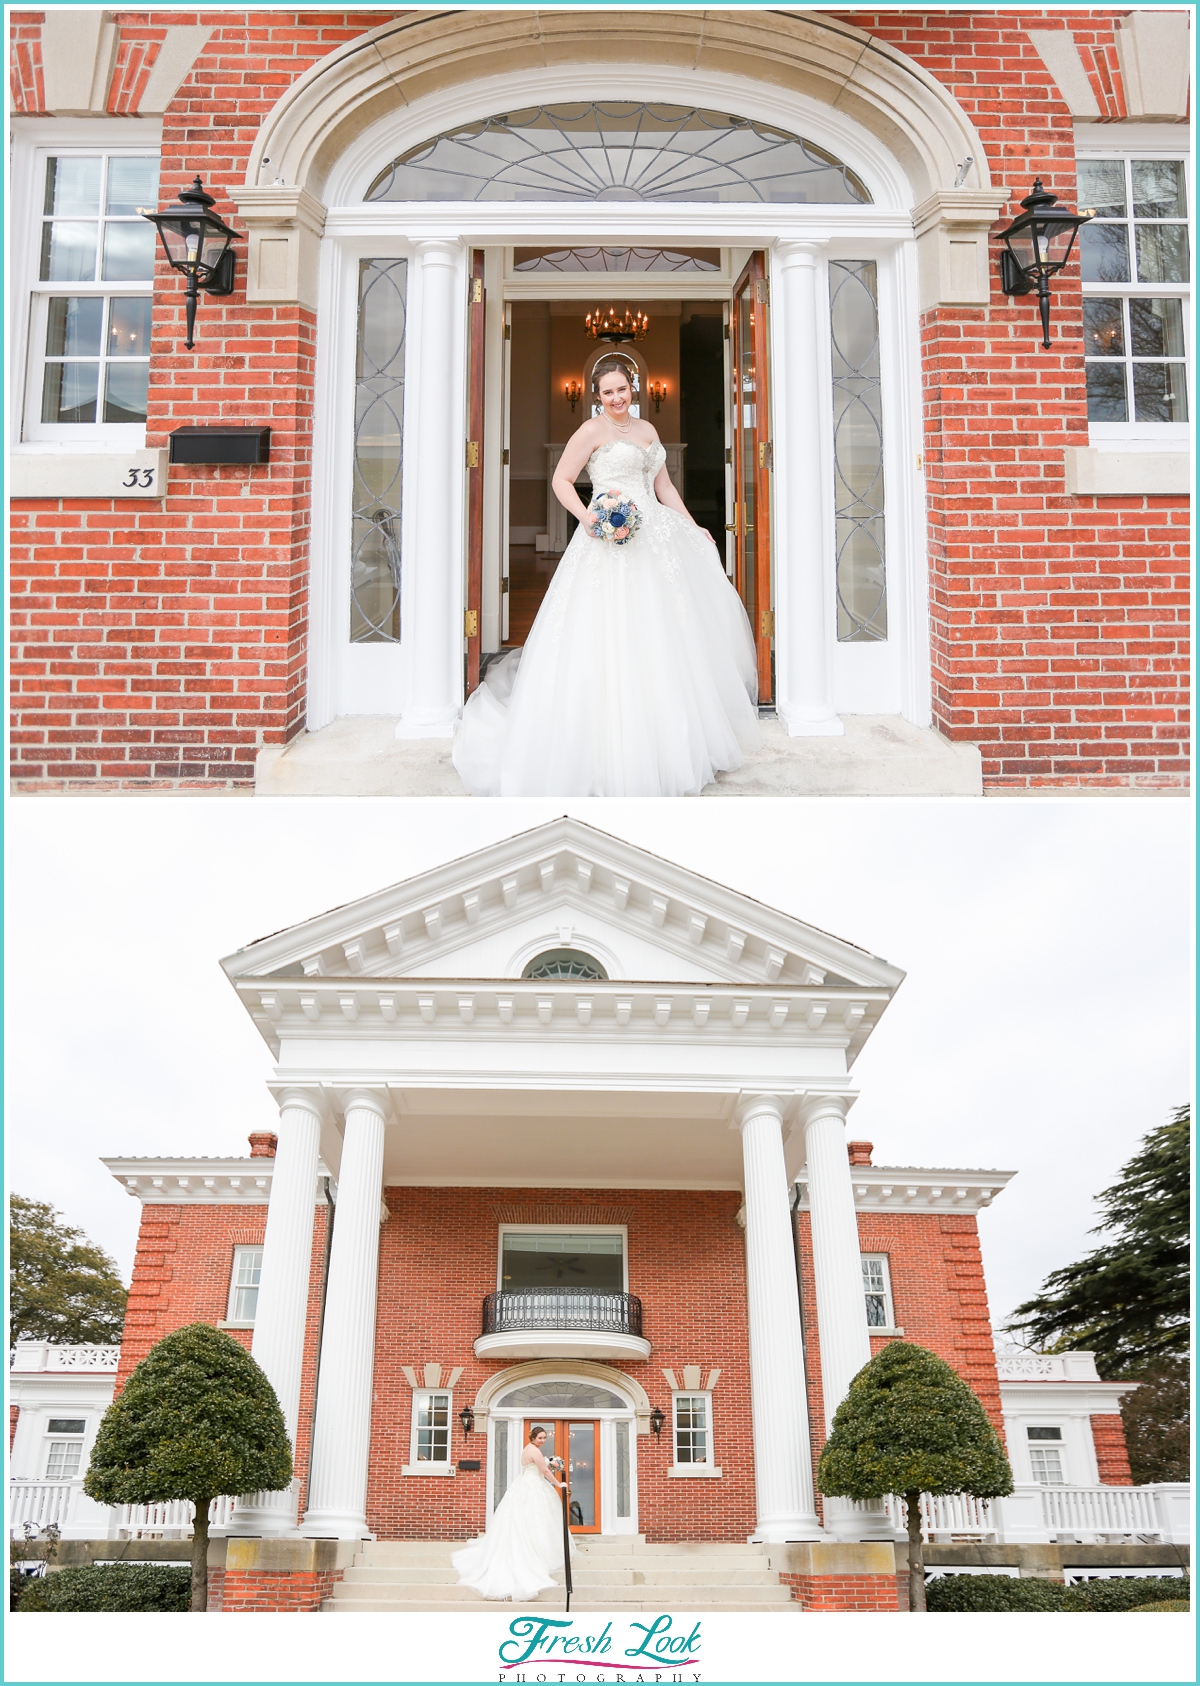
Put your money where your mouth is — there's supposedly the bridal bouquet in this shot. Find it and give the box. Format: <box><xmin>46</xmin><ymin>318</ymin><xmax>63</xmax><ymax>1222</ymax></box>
<box><xmin>588</xmin><ymin>491</ymin><xmax>642</xmax><ymax>545</ymax></box>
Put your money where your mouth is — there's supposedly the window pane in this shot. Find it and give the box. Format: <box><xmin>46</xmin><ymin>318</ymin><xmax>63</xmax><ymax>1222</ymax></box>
<box><xmin>108</xmin><ymin>296</ymin><xmax>152</xmax><ymax>356</ymax></box>
<box><xmin>615</xmin><ymin>1419</ymin><xmax>630</xmax><ymax>1517</ymax></box>
<box><xmin>862</xmin><ymin>1259</ymin><xmax>886</xmax><ymax>1292</ymax></box>
<box><xmin>501</xmin><ymin>1231</ymin><xmax>624</xmax><ymax>1290</ymax></box>
<box><xmin>106</xmin><ymin>156</ymin><xmax>160</xmax><ymax>216</ymax></box>
<box><xmin>42</xmin><ymin>360</ymin><xmax>99</xmax><ymax>424</ymax></box>
<box><xmin>104</xmin><ymin>360</ymin><xmax>150</xmax><ymax>423</ymax></box>
<box><xmin>1079</xmin><ymin>222</ymin><xmax>1130</xmax><ymax>283</ymax></box>
<box><xmin>102</xmin><ymin>219</ymin><xmax>157</xmax><ymax>281</ymax></box>
<box><xmin>235</xmin><ymin>1248</ymin><xmax>263</xmax><ymax>1287</ymax></box>
<box><xmin>40</xmin><ymin>221</ymin><xmax>98</xmax><ymax>282</ymax></box>
<box><xmin>417</xmin><ymin>1392</ymin><xmax>450</xmax><ymax>1460</ymax></box>
<box><xmin>1135</xmin><ymin>223</ymin><xmax>1189</xmax><ymax>284</ymax></box>
<box><xmin>231</xmin><ymin>1283</ymin><xmax>258</xmax><ymax>1320</ymax></box>
<box><xmin>493</xmin><ymin>1417</ymin><xmax>509</xmax><ymax>1508</ymax></box>
<box><xmin>1027</xmin><ymin>1426</ymin><xmax>1063</xmax><ymax>1441</ymax></box>
<box><xmin>1131</xmin><ymin>158</ymin><xmax>1186</xmax><ymax>220</ymax></box>
<box><xmin>1029</xmin><ymin>1447</ymin><xmax>1064</xmax><ymax>1484</ymax></box>
<box><xmin>1085</xmin><ymin>360</ymin><xmax>1128</xmax><ymax>422</ymax></box>
<box><xmin>45</xmin><ymin>1441</ymin><xmax>83</xmax><ymax>1479</ymax></box>
<box><xmin>865</xmin><ymin>1293</ymin><xmax>888</xmax><ymax>1326</ymax></box>
<box><xmin>45</xmin><ymin>156</ymin><xmax>102</xmax><ymax>217</ymax></box>
<box><xmin>1133</xmin><ymin>362</ymin><xmax>1188</xmax><ymax>423</ymax></box>
<box><xmin>830</xmin><ymin>259</ymin><xmax>886</xmax><ymax>643</ymax></box>
<box><xmin>1129</xmin><ymin>297</ymin><xmax>1186</xmax><ymax>359</ymax></box>
<box><xmin>1082</xmin><ymin>297</ymin><xmax>1125</xmax><ymax>356</ymax></box>
<box><xmin>1077</xmin><ymin>159</ymin><xmax>1126</xmax><ymax>219</ymax></box>
<box><xmin>352</xmin><ymin>258</ymin><xmax>407</xmax><ymax>644</ymax></box>
<box><xmin>46</xmin><ymin>296</ymin><xmax>104</xmax><ymax>357</ymax></box>
<box><xmin>48</xmin><ymin>1419</ymin><xmax>86</xmax><ymax>1435</ymax></box>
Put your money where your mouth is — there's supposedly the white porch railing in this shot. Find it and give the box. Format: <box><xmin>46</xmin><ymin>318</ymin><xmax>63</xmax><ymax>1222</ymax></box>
<box><xmin>10</xmin><ymin>1481</ymin><xmax>237</xmax><ymax>1540</ymax></box>
<box><xmin>881</xmin><ymin>1491</ymin><xmax>998</xmax><ymax>1539</ymax></box>
<box><xmin>878</xmin><ymin>1484</ymin><xmax>1190</xmax><ymax>1545</ymax></box>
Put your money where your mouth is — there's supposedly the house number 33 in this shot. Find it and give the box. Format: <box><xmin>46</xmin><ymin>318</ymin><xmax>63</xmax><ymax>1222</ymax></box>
<box><xmin>122</xmin><ymin>468</ymin><xmax>155</xmax><ymax>488</ymax></box>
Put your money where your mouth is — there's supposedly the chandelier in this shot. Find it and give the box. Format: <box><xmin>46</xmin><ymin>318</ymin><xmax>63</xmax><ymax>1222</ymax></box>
<box><xmin>585</xmin><ymin>306</ymin><xmax>649</xmax><ymax>343</ymax></box>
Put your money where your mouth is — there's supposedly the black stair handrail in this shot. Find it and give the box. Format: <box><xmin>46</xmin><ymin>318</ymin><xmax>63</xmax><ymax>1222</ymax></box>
<box><xmin>482</xmin><ymin>1288</ymin><xmax>643</xmax><ymax>1337</ymax></box>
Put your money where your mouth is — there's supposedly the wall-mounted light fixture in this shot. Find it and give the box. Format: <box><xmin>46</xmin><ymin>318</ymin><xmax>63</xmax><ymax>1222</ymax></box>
<box><xmin>649</xmin><ymin>1406</ymin><xmax>666</xmax><ymax>1438</ymax></box>
<box><xmin>459</xmin><ymin>1404</ymin><xmax>475</xmax><ymax>1436</ymax></box>
<box><xmin>996</xmin><ymin>178</ymin><xmax>1092</xmax><ymax>351</ymax></box>
<box><xmin>565</xmin><ymin>379</ymin><xmax>582</xmax><ymax>412</ymax></box>
<box><xmin>585</xmin><ymin>306</ymin><xmax>649</xmax><ymax>344</ymax></box>
<box><xmin>648</xmin><ymin>381</ymin><xmax>667</xmax><ymax>412</ymax></box>
<box><xmin>140</xmin><ymin>176</ymin><xmax>240</xmax><ymax>350</ymax></box>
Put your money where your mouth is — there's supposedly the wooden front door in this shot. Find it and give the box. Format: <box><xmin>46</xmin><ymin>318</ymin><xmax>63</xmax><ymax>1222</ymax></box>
<box><xmin>730</xmin><ymin>251</ymin><xmax>773</xmax><ymax>703</ymax></box>
<box><xmin>464</xmin><ymin>248</ymin><xmax>486</xmax><ymax>696</ymax></box>
<box><xmin>525</xmin><ymin>1419</ymin><xmax>601</xmax><ymax>1533</ymax></box>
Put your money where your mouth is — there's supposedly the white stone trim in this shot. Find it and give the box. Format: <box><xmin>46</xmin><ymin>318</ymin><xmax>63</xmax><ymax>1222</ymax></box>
<box><xmin>1064</xmin><ymin>448</ymin><xmax>1191</xmax><ymax>497</ymax></box>
<box><xmin>796</xmin><ymin>1164</ymin><xmax>1016</xmax><ymax>1214</ymax></box>
<box><xmin>9</xmin><ymin>450</ymin><xmax>168</xmax><ymax>501</ymax></box>
<box><xmin>474</xmin><ymin>1330</ymin><xmax>652</xmax><ymax>1363</ymax></box>
<box><xmin>137</xmin><ymin>25</ymin><xmax>214</xmax><ymax>117</ymax></box>
<box><xmin>103</xmin><ymin>1158</ymin><xmax>283</xmax><ymax>1205</ymax></box>
<box><xmin>1025</xmin><ymin>31</ymin><xmax>1102</xmax><ymax>121</ymax></box>
<box><xmin>401</xmin><ymin>1464</ymin><xmax>456</xmax><ymax>1477</ymax></box>
<box><xmin>1114</xmin><ymin>12</ymin><xmax>1192</xmax><ymax>121</ymax></box>
<box><xmin>667</xmin><ymin>1466</ymin><xmax>723</xmax><ymax>1478</ymax></box>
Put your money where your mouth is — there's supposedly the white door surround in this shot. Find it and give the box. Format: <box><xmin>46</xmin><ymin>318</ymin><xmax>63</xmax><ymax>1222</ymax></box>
<box><xmin>264</xmin><ymin>26</ymin><xmax>999</xmax><ymax>740</ymax></box>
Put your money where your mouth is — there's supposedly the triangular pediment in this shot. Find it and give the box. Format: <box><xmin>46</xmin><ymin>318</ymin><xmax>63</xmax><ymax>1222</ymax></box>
<box><xmin>221</xmin><ymin>817</ymin><xmax>904</xmax><ymax>992</ymax></box>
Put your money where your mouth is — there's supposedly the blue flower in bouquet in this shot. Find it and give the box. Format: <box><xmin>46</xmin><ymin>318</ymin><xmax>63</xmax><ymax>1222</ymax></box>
<box><xmin>588</xmin><ymin>490</ymin><xmax>642</xmax><ymax>545</ymax></box>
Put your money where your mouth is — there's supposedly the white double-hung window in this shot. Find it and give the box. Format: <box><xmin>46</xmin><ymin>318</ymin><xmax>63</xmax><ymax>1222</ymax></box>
<box><xmin>404</xmin><ymin>1390</ymin><xmax>455</xmax><ymax>1474</ymax></box>
<box><xmin>1026</xmin><ymin>1424</ymin><xmax>1066</xmax><ymax>1485</ymax></box>
<box><xmin>668</xmin><ymin>1393</ymin><xmax>721</xmax><ymax>1477</ymax></box>
<box><xmin>18</xmin><ymin>139</ymin><xmax>159</xmax><ymax>443</ymax></box>
<box><xmin>1077</xmin><ymin>146</ymin><xmax>1190</xmax><ymax>439</ymax></box>
<box><xmin>226</xmin><ymin>1246</ymin><xmax>263</xmax><ymax>1325</ymax></box>
<box><xmin>44</xmin><ymin>1417</ymin><xmax>88</xmax><ymax>1479</ymax></box>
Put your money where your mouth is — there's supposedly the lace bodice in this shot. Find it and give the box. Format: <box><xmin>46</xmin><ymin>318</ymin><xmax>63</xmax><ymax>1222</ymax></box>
<box><xmin>585</xmin><ymin>439</ymin><xmax>666</xmax><ymax>503</ymax></box>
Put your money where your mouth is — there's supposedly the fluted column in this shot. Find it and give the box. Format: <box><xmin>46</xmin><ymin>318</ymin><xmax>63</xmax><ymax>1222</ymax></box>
<box><xmin>735</xmin><ymin>1094</ymin><xmax>823</xmax><ymax>1541</ymax></box>
<box><xmin>802</xmin><ymin>1092</ymin><xmax>889</xmax><ymax>1540</ymax></box>
<box><xmin>229</xmin><ymin>1089</ymin><xmax>323</xmax><ymax>1535</ymax></box>
<box><xmin>771</xmin><ymin>240</ymin><xmax>843</xmax><ymax>738</ymax></box>
<box><xmin>396</xmin><ymin>237</ymin><xmax>463</xmax><ymax>739</ymax></box>
<box><xmin>301</xmin><ymin>1089</ymin><xmax>387</xmax><ymax>1538</ymax></box>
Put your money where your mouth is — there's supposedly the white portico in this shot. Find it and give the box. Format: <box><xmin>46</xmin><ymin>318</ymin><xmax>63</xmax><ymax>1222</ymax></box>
<box><xmin>220</xmin><ymin>817</ymin><xmax>905</xmax><ymax>1543</ymax></box>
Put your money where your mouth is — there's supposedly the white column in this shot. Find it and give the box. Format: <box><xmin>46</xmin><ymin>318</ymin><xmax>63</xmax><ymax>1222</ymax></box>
<box><xmin>735</xmin><ymin>1094</ymin><xmax>823</xmax><ymax>1541</ymax></box>
<box><xmin>396</xmin><ymin>238</ymin><xmax>463</xmax><ymax>739</ymax></box>
<box><xmin>771</xmin><ymin>239</ymin><xmax>843</xmax><ymax>737</ymax></box>
<box><xmin>228</xmin><ymin>1089</ymin><xmax>323</xmax><ymax>1535</ymax></box>
<box><xmin>301</xmin><ymin>1089</ymin><xmax>387</xmax><ymax>1539</ymax></box>
<box><xmin>801</xmin><ymin>1092</ymin><xmax>890</xmax><ymax>1540</ymax></box>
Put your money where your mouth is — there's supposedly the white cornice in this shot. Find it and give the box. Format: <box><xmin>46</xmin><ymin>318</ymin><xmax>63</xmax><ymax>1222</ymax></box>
<box><xmin>795</xmin><ymin>1164</ymin><xmax>1016</xmax><ymax>1213</ymax></box>
<box><xmin>240</xmin><ymin>976</ymin><xmax>889</xmax><ymax>1060</ymax></box>
<box><xmin>222</xmin><ymin>819</ymin><xmax>905</xmax><ymax>1006</ymax></box>
<box><xmin>104</xmin><ymin>1157</ymin><xmax>279</xmax><ymax>1205</ymax></box>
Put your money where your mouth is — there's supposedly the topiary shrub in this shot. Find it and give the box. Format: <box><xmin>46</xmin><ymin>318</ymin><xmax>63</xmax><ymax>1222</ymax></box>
<box><xmin>11</xmin><ymin>1565</ymin><xmax>190</xmax><ymax>1612</ymax></box>
<box><xmin>1127</xmin><ymin>1599</ymin><xmax>1190</xmax><ymax>1612</ymax></box>
<box><xmin>926</xmin><ymin>1573</ymin><xmax>1067</xmax><ymax>1612</ymax></box>
<box><xmin>1062</xmin><ymin>1576</ymin><xmax>1190</xmax><ymax>1613</ymax></box>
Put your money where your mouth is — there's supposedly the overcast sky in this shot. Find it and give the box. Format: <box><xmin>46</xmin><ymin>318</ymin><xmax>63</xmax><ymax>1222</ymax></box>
<box><xmin>6</xmin><ymin>796</ymin><xmax>1191</xmax><ymax>1332</ymax></box>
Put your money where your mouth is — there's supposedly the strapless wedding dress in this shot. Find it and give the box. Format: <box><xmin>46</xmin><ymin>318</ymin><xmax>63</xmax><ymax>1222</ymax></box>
<box><xmin>451</xmin><ymin>1462</ymin><xmax>571</xmax><ymax>1602</ymax></box>
<box><xmin>452</xmin><ymin>440</ymin><xmax>760</xmax><ymax>797</ymax></box>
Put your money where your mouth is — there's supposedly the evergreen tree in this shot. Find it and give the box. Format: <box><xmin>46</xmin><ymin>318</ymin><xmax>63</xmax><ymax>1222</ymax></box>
<box><xmin>84</xmin><ymin>1324</ymin><xmax>292</xmax><ymax>1610</ymax></box>
<box><xmin>1004</xmin><ymin>1107</ymin><xmax>1189</xmax><ymax>1374</ymax></box>
<box><xmin>10</xmin><ymin>1194</ymin><xmax>127</xmax><ymax>1349</ymax></box>
<box><xmin>817</xmin><ymin>1342</ymin><xmax>1013</xmax><ymax>1612</ymax></box>
<box><xmin>1119</xmin><ymin>1357</ymin><xmax>1190</xmax><ymax>1485</ymax></box>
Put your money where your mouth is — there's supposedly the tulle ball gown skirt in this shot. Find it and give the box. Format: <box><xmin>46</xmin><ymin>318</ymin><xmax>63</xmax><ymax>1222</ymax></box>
<box><xmin>452</xmin><ymin>507</ymin><xmax>761</xmax><ymax>798</ymax></box>
<box><xmin>451</xmin><ymin>1465</ymin><xmax>570</xmax><ymax>1602</ymax></box>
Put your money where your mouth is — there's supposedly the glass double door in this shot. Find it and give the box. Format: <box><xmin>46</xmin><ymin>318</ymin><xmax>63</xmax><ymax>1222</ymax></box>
<box><xmin>525</xmin><ymin>1418</ymin><xmax>600</xmax><ymax>1532</ymax></box>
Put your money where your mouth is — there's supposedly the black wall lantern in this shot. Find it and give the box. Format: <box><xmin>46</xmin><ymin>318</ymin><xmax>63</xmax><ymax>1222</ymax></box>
<box><xmin>141</xmin><ymin>177</ymin><xmax>240</xmax><ymax>350</ymax></box>
<box><xmin>459</xmin><ymin>1405</ymin><xmax>475</xmax><ymax>1437</ymax></box>
<box><xmin>649</xmin><ymin>1406</ymin><xmax>666</xmax><ymax>1438</ymax></box>
<box><xmin>997</xmin><ymin>178</ymin><xmax>1092</xmax><ymax>351</ymax></box>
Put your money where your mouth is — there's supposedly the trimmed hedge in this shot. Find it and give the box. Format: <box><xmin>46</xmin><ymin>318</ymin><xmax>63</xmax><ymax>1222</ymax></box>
<box><xmin>926</xmin><ymin>1573</ymin><xmax>1190</xmax><ymax>1613</ymax></box>
<box><xmin>1128</xmin><ymin>1600</ymin><xmax>1190</xmax><ymax>1612</ymax></box>
<box><xmin>13</xmin><ymin>1565</ymin><xmax>190</xmax><ymax>1613</ymax></box>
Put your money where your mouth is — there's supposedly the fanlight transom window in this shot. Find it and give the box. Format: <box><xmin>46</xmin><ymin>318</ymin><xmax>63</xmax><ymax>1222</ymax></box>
<box><xmin>498</xmin><ymin>1382</ymin><xmax>627</xmax><ymax>1410</ymax></box>
<box><xmin>366</xmin><ymin>103</ymin><xmax>871</xmax><ymax>204</ymax></box>
<box><xmin>523</xmin><ymin>948</ymin><xmax>608</xmax><ymax>980</ymax></box>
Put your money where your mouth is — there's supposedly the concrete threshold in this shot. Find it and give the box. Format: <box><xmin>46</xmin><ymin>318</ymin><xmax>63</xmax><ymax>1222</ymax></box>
<box><xmin>255</xmin><ymin>715</ymin><xmax>984</xmax><ymax>798</ymax></box>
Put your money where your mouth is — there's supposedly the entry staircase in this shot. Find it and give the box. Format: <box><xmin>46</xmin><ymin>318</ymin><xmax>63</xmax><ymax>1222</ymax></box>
<box><xmin>321</xmin><ymin>1535</ymin><xmax>800</xmax><ymax>1613</ymax></box>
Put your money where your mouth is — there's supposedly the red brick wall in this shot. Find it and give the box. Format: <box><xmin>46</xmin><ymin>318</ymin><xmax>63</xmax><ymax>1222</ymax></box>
<box><xmin>368</xmin><ymin>1186</ymin><xmax>756</xmax><ymax>1543</ymax></box>
<box><xmin>8</xmin><ymin>10</ymin><xmax>44</xmax><ymax>114</ymax></box>
<box><xmin>780</xmin><ymin>1571</ymin><xmax>903</xmax><ymax>1611</ymax></box>
<box><xmin>10</xmin><ymin>1405</ymin><xmax>19</xmax><ymax>1451</ymax></box>
<box><xmin>7</xmin><ymin>7</ymin><xmax>1189</xmax><ymax>789</ymax></box>
<box><xmin>834</xmin><ymin>8</ymin><xmax>1189</xmax><ymax>789</ymax></box>
<box><xmin>213</xmin><ymin>1567</ymin><xmax>344</xmax><ymax>1611</ymax></box>
<box><xmin>1091</xmin><ymin>1413</ymin><xmax>1134</xmax><ymax>1485</ymax></box>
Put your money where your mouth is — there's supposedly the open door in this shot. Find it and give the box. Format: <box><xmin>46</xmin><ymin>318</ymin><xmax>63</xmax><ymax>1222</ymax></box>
<box><xmin>525</xmin><ymin>1419</ymin><xmax>601</xmax><ymax>1533</ymax></box>
<box><xmin>464</xmin><ymin>249</ymin><xmax>485</xmax><ymax>696</ymax></box>
<box><xmin>730</xmin><ymin>252</ymin><xmax>773</xmax><ymax>704</ymax></box>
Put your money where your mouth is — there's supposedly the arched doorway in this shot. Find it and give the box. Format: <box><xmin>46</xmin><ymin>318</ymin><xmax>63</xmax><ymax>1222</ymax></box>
<box><xmin>241</xmin><ymin>11</ymin><xmax>994</xmax><ymax>740</ymax></box>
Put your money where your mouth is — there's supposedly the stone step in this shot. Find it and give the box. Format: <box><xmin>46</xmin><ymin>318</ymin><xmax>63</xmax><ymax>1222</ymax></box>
<box><xmin>339</xmin><ymin>1566</ymin><xmax>783</xmax><ymax>1588</ymax></box>
<box><xmin>323</xmin><ymin>1597</ymin><xmax>800</xmax><ymax>1613</ymax></box>
<box><xmin>359</xmin><ymin>1539</ymin><xmax>764</xmax><ymax>1564</ymax></box>
<box><xmin>324</xmin><ymin>1581</ymin><xmax>793</xmax><ymax>1606</ymax></box>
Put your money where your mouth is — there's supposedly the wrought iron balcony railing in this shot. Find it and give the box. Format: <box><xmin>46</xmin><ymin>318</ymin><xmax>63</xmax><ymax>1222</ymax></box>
<box><xmin>482</xmin><ymin>1289</ymin><xmax>643</xmax><ymax>1338</ymax></box>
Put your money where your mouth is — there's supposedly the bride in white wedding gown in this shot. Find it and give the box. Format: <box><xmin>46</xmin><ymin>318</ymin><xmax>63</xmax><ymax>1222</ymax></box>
<box><xmin>452</xmin><ymin>1426</ymin><xmax>572</xmax><ymax>1602</ymax></box>
<box><xmin>452</xmin><ymin>357</ymin><xmax>761</xmax><ymax>797</ymax></box>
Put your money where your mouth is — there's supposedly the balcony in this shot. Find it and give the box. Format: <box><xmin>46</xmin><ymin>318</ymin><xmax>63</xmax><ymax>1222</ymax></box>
<box><xmin>474</xmin><ymin>1289</ymin><xmax>651</xmax><ymax>1362</ymax></box>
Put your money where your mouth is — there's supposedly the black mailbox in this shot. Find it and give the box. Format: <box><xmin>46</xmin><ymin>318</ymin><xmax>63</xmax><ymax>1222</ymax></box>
<box><xmin>168</xmin><ymin>426</ymin><xmax>271</xmax><ymax>465</ymax></box>
<box><xmin>457</xmin><ymin>1460</ymin><xmax>481</xmax><ymax>1472</ymax></box>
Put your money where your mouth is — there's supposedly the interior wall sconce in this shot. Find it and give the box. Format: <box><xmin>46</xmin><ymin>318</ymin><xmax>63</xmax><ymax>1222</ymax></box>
<box><xmin>140</xmin><ymin>176</ymin><xmax>240</xmax><ymax>349</ymax></box>
<box><xmin>649</xmin><ymin>1406</ymin><xmax>666</xmax><ymax>1438</ymax></box>
<box><xmin>996</xmin><ymin>178</ymin><xmax>1092</xmax><ymax>350</ymax></box>
<box><xmin>459</xmin><ymin>1405</ymin><xmax>475</xmax><ymax>1436</ymax></box>
<box><xmin>648</xmin><ymin>381</ymin><xmax>667</xmax><ymax>412</ymax></box>
<box><xmin>565</xmin><ymin>380</ymin><xmax>582</xmax><ymax>412</ymax></box>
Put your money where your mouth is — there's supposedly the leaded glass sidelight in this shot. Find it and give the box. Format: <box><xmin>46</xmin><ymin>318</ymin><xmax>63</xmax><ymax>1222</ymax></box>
<box><xmin>351</xmin><ymin>259</ymin><xmax>407</xmax><ymax>643</ymax></box>
<box><xmin>366</xmin><ymin>105</ymin><xmax>871</xmax><ymax>205</ymax></box>
<box><xmin>829</xmin><ymin>260</ymin><xmax>887</xmax><ymax>643</ymax></box>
